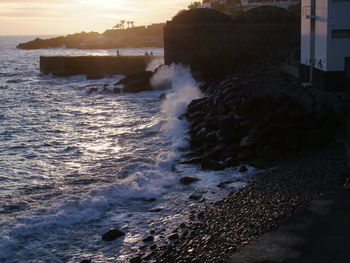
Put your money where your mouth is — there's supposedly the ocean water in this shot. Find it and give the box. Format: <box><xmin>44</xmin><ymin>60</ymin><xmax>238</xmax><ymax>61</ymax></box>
<box><xmin>0</xmin><ymin>36</ymin><xmax>252</xmax><ymax>263</ymax></box>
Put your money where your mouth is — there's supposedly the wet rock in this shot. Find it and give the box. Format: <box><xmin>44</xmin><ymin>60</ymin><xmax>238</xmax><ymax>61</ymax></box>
<box><xmin>168</xmin><ymin>233</ymin><xmax>179</xmax><ymax>241</ymax></box>
<box><xmin>189</xmin><ymin>192</ymin><xmax>202</xmax><ymax>201</ymax></box>
<box><xmin>201</xmin><ymin>157</ymin><xmax>225</xmax><ymax>171</ymax></box>
<box><xmin>224</xmin><ymin>157</ymin><xmax>240</xmax><ymax>167</ymax></box>
<box><xmin>159</xmin><ymin>93</ymin><xmax>167</xmax><ymax>100</ymax></box>
<box><xmin>179</xmin><ymin>156</ymin><xmax>202</xmax><ymax>164</ymax></box>
<box><xmin>143</xmin><ymin>236</ymin><xmax>154</xmax><ymax>242</ymax></box>
<box><xmin>86</xmin><ymin>87</ymin><xmax>98</xmax><ymax>94</ymax></box>
<box><xmin>217</xmin><ymin>180</ymin><xmax>237</xmax><ymax>188</ymax></box>
<box><xmin>129</xmin><ymin>256</ymin><xmax>142</xmax><ymax>263</ymax></box>
<box><xmin>115</xmin><ymin>71</ymin><xmax>154</xmax><ymax>93</ymax></box>
<box><xmin>80</xmin><ymin>260</ymin><xmax>91</xmax><ymax>263</ymax></box>
<box><xmin>239</xmin><ymin>165</ymin><xmax>248</xmax><ymax>173</ymax></box>
<box><xmin>143</xmin><ymin>251</ymin><xmax>155</xmax><ymax>260</ymax></box>
<box><xmin>102</xmin><ymin>228</ymin><xmax>125</xmax><ymax>241</ymax></box>
<box><xmin>187</xmin><ymin>98</ymin><xmax>210</xmax><ymax>113</ymax></box>
<box><xmin>180</xmin><ymin>176</ymin><xmax>200</xmax><ymax>185</ymax></box>
<box><xmin>240</xmin><ymin>136</ymin><xmax>257</xmax><ymax>148</ymax></box>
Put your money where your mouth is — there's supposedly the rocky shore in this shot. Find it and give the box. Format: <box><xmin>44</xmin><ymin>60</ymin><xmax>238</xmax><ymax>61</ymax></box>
<box><xmin>183</xmin><ymin>64</ymin><xmax>346</xmax><ymax>169</ymax></box>
<box><xmin>126</xmin><ymin>64</ymin><xmax>349</xmax><ymax>262</ymax></box>
<box><xmin>149</xmin><ymin>144</ymin><xmax>346</xmax><ymax>263</ymax></box>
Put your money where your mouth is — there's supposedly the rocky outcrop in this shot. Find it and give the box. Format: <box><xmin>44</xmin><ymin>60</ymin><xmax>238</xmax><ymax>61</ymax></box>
<box><xmin>114</xmin><ymin>71</ymin><xmax>153</xmax><ymax>93</ymax></box>
<box><xmin>184</xmin><ymin>64</ymin><xmax>346</xmax><ymax>168</ymax></box>
<box><xmin>17</xmin><ymin>24</ymin><xmax>164</xmax><ymax>50</ymax></box>
<box><xmin>101</xmin><ymin>228</ymin><xmax>125</xmax><ymax>241</ymax></box>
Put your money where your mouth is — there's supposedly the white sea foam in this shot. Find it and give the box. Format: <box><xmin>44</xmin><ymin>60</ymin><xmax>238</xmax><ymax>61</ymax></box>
<box><xmin>146</xmin><ymin>57</ymin><xmax>164</xmax><ymax>71</ymax></box>
<box><xmin>151</xmin><ymin>64</ymin><xmax>203</xmax><ymax>168</ymax></box>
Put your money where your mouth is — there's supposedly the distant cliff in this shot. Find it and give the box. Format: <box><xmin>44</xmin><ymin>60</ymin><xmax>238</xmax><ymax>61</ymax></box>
<box><xmin>17</xmin><ymin>24</ymin><xmax>164</xmax><ymax>50</ymax></box>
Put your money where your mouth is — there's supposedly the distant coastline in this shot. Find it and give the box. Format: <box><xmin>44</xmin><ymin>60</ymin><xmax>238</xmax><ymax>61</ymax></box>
<box><xmin>16</xmin><ymin>23</ymin><xmax>164</xmax><ymax>50</ymax></box>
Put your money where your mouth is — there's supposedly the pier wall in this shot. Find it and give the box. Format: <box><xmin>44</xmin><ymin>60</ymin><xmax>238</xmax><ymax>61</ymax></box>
<box><xmin>40</xmin><ymin>56</ymin><xmax>151</xmax><ymax>78</ymax></box>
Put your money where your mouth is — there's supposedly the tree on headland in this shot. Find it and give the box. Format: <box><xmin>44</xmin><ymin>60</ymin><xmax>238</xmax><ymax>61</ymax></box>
<box><xmin>130</xmin><ymin>21</ymin><xmax>135</xmax><ymax>28</ymax></box>
<box><xmin>188</xmin><ymin>1</ymin><xmax>202</xmax><ymax>9</ymax></box>
<box><xmin>120</xmin><ymin>20</ymin><xmax>126</xmax><ymax>29</ymax></box>
<box><xmin>113</xmin><ymin>23</ymin><xmax>120</xmax><ymax>30</ymax></box>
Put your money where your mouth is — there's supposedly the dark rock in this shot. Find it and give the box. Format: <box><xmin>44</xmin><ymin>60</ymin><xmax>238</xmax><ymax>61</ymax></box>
<box><xmin>188</xmin><ymin>98</ymin><xmax>210</xmax><ymax>113</ymax></box>
<box><xmin>180</xmin><ymin>176</ymin><xmax>201</xmax><ymax>185</ymax></box>
<box><xmin>115</xmin><ymin>71</ymin><xmax>154</xmax><ymax>93</ymax></box>
<box><xmin>217</xmin><ymin>180</ymin><xmax>237</xmax><ymax>188</ymax></box>
<box><xmin>240</xmin><ymin>136</ymin><xmax>257</xmax><ymax>148</ymax></box>
<box><xmin>189</xmin><ymin>192</ymin><xmax>203</xmax><ymax>201</ymax></box>
<box><xmin>86</xmin><ymin>87</ymin><xmax>98</xmax><ymax>94</ymax></box>
<box><xmin>239</xmin><ymin>165</ymin><xmax>248</xmax><ymax>173</ymax></box>
<box><xmin>179</xmin><ymin>156</ymin><xmax>202</xmax><ymax>164</ymax></box>
<box><xmin>150</xmin><ymin>244</ymin><xmax>157</xmax><ymax>250</ymax></box>
<box><xmin>238</xmin><ymin>148</ymin><xmax>256</xmax><ymax>161</ymax></box>
<box><xmin>143</xmin><ymin>251</ymin><xmax>154</xmax><ymax>260</ymax></box>
<box><xmin>102</xmin><ymin>228</ymin><xmax>125</xmax><ymax>241</ymax></box>
<box><xmin>149</xmin><ymin>208</ymin><xmax>162</xmax><ymax>212</ymax></box>
<box><xmin>143</xmin><ymin>236</ymin><xmax>154</xmax><ymax>242</ymax></box>
<box><xmin>201</xmin><ymin>157</ymin><xmax>225</xmax><ymax>171</ymax></box>
<box><xmin>80</xmin><ymin>260</ymin><xmax>91</xmax><ymax>263</ymax></box>
<box><xmin>168</xmin><ymin>233</ymin><xmax>179</xmax><ymax>241</ymax></box>
<box><xmin>224</xmin><ymin>157</ymin><xmax>240</xmax><ymax>167</ymax></box>
<box><xmin>129</xmin><ymin>256</ymin><xmax>142</xmax><ymax>263</ymax></box>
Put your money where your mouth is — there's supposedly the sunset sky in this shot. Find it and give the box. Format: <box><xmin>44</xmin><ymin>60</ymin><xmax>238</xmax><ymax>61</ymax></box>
<box><xmin>0</xmin><ymin>0</ymin><xmax>191</xmax><ymax>36</ymax></box>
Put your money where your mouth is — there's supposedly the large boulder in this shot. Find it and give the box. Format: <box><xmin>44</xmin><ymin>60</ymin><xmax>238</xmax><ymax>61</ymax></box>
<box><xmin>115</xmin><ymin>71</ymin><xmax>153</xmax><ymax>93</ymax></box>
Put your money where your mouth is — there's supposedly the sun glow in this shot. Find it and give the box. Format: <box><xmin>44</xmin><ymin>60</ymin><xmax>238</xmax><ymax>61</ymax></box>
<box><xmin>0</xmin><ymin>0</ymin><xmax>191</xmax><ymax>36</ymax></box>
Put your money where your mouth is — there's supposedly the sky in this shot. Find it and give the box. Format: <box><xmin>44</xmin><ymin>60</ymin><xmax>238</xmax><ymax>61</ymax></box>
<box><xmin>0</xmin><ymin>0</ymin><xmax>191</xmax><ymax>36</ymax></box>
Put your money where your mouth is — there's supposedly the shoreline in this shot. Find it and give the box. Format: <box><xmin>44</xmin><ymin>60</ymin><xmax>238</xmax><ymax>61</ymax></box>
<box><xmin>149</xmin><ymin>143</ymin><xmax>347</xmax><ymax>263</ymax></box>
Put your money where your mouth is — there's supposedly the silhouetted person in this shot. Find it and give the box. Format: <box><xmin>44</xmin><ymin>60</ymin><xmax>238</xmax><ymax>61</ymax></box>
<box><xmin>145</xmin><ymin>52</ymin><xmax>149</xmax><ymax>57</ymax></box>
<box><xmin>150</xmin><ymin>52</ymin><xmax>153</xmax><ymax>56</ymax></box>
<box><xmin>117</xmin><ymin>50</ymin><xmax>120</xmax><ymax>56</ymax></box>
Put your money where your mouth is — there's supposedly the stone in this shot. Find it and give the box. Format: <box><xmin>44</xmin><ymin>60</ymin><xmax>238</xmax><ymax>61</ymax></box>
<box><xmin>201</xmin><ymin>157</ymin><xmax>225</xmax><ymax>171</ymax></box>
<box><xmin>115</xmin><ymin>71</ymin><xmax>154</xmax><ymax>93</ymax></box>
<box><xmin>239</xmin><ymin>165</ymin><xmax>248</xmax><ymax>173</ymax></box>
<box><xmin>143</xmin><ymin>236</ymin><xmax>154</xmax><ymax>242</ymax></box>
<box><xmin>224</xmin><ymin>157</ymin><xmax>240</xmax><ymax>168</ymax></box>
<box><xmin>102</xmin><ymin>228</ymin><xmax>125</xmax><ymax>241</ymax></box>
<box><xmin>180</xmin><ymin>176</ymin><xmax>201</xmax><ymax>185</ymax></box>
<box><xmin>80</xmin><ymin>260</ymin><xmax>91</xmax><ymax>263</ymax></box>
<box><xmin>189</xmin><ymin>192</ymin><xmax>203</xmax><ymax>201</ymax></box>
<box><xmin>187</xmin><ymin>98</ymin><xmax>210</xmax><ymax>113</ymax></box>
<box><xmin>129</xmin><ymin>256</ymin><xmax>142</xmax><ymax>263</ymax></box>
<box><xmin>168</xmin><ymin>233</ymin><xmax>179</xmax><ymax>241</ymax></box>
<box><xmin>240</xmin><ymin>136</ymin><xmax>257</xmax><ymax>148</ymax></box>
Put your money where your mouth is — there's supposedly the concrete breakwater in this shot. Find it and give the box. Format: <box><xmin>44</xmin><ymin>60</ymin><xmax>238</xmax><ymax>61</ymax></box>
<box><xmin>40</xmin><ymin>56</ymin><xmax>152</xmax><ymax>78</ymax></box>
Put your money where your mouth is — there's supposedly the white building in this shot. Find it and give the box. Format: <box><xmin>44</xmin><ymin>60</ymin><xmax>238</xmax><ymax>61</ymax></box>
<box><xmin>301</xmin><ymin>0</ymin><xmax>350</xmax><ymax>90</ymax></box>
<box><xmin>200</xmin><ymin>0</ymin><xmax>299</xmax><ymax>10</ymax></box>
<box><xmin>240</xmin><ymin>0</ymin><xmax>299</xmax><ymax>11</ymax></box>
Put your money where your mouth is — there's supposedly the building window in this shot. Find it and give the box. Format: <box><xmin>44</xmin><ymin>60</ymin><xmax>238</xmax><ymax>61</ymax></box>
<box><xmin>332</xmin><ymin>30</ymin><xmax>350</xmax><ymax>38</ymax></box>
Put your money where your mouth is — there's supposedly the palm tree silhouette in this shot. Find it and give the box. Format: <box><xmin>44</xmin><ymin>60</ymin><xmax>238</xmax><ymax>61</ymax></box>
<box><xmin>120</xmin><ymin>20</ymin><xmax>125</xmax><ymax>29</ymax></box>
<box><xmin>130</xmin><ymin>21</ymin><xmax>135</xmax><ymax>28</ymax></box>
<box><xmin>127</xmin><ymin>21</ymin><xmax>131</xmax><ymax>28</ymax></box>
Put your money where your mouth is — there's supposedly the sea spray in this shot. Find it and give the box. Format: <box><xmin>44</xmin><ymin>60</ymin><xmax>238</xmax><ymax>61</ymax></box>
<box><xmin>146</xmin><ymin>57</ymin><xmax>164</xmax><ymax>71</ymax></box>
<box><xmin>151</xmin><ymin>64</ymin><xmax>203</xmax><ymax>169</ymax></box>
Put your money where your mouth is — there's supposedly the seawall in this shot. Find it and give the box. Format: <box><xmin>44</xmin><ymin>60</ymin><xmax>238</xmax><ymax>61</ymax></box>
<box><xmin>40</xmin><ymin>56</ymin><xmax>152</xmax><ymax>78</ymax></box>
<box><xmin>163</xmin><ymin>8</ymin><xmax>300</xmax><ymax>80</ymax></box>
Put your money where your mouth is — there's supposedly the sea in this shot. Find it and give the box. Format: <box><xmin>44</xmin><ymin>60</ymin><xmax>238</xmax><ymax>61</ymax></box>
<box><xmin>0</xmin><ymin>36</ymin><xmax>252</xmax><ymax>263</ymax></box>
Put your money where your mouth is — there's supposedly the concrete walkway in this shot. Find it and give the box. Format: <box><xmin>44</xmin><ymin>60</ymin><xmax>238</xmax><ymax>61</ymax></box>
<box><xmin>226</xmin><ymin>190</ymin><xmax>350</xmax><ymax>263</ymax></box>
